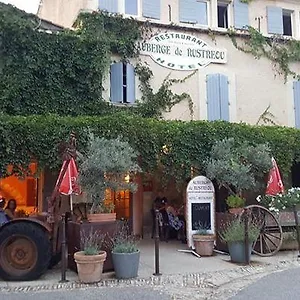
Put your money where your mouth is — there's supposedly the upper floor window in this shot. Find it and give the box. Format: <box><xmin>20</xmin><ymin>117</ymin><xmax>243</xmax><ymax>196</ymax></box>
<box><xmin>99</xmin><ymin>0</ymin><xmax>138</xmax><ymax>16</ymax></box>
<box><xmin>142</xmin><ymin>0</ymin><xmax>161</xmax><ymax>19</ymax></box>
<box><xmin>267</xmin><ymin>6</ymin><xmax>293</xmax><ymax>36</ymax></box>
<box><xmin>283</xmin><ymin>10</ymin><xmax>292</xmax><ymax>36</ymax></box>
<box><xmin>217</xmin><ymin>1</ymin><xmax>229</xmax><ymax>28</ymax></box>
<box><xmin>110</xmin><ymin>62</ymin><xmax>136</xmax><ymax>104</ymax></box>
<box><xmin>179</xmin><ymin>0</ymin><xmax>208</xmax><ymax>26</ymax></box>
<box><xmin>233</xmin><ymin>0</ymin><xmax>249</xmax><ymax>30</ymax></box>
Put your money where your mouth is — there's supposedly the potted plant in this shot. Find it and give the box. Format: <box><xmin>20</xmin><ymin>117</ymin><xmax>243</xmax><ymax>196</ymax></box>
<box><xmin>226</xmin><ymin>195</ymin><xmax>246</xmax><ymax>215</ymax></box>
<box><xmin>74</xmin><ymin>229</ymin><xmax>107</xmax><ymax>283</ymax></box>
<box><xmin>78</xmin><ymin>134</ymin><xmax>141</xmax><ymax>222</ymax></box>
<box><xmin>87</xmin><ymin>202</ymin><xmax>116</xmax><ymax>223</ymax></box>
<box><xmin>219</xmin><ymin>219</ymin><xmax>260</xmax><ymax>263</ymax></box>
<box><xmin>192</xmin><ymin>222</ymin><xmax>215</xmax><ymax>256</ymax></box>
<box><xmin>110</xmin><ymin>221</ymin><xmax>140</xmax><ymax>279</ymax></box>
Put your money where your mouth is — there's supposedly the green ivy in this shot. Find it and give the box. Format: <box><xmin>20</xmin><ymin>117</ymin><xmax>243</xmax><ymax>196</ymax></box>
<box><xmin>0</xmin><ymin>4</ymin><xmax>192</xmax><ymax>118</ymax></box>
<box><xmin>1</xmin><ymin>114</ymin><xmax>299</xmax><ymax>188</ymax></box>
<box><xmin>228</xmin><ymin>26</ymin><xmax>300</xmax><ymax>81</ymax></box>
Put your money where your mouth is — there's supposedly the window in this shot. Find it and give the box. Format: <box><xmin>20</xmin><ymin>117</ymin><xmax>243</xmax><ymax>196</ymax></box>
<box><xmin>234</xmin><ymin>0</ymin><xmax>249</xmax><ymax>29</ymax></box>
<box><xmin>283</xmin><ymin>10</ymin><xmax>292</xmax><ymax>36</ymax></box>
<box><xmin>179</xmin><ymin>0</ymin><xmax>208</xmax><ymax>26</ymax></box>
<box><xmin>125</xmin><ymin>0</ymin><xmax>138</xmax><ymax>15</ymax></box>
<box><xmin>267</xmin><ymin>6</ymin><xmax>293</xmax><ymax>36</ymax></box>
<box><xmin>206</xmin><ymin>74</ymin><xmax>229</xmax><ymax>121</ymax></box>
<box><xmin>110</xmin><ymin>62</ymin><xmax>136</xmax><ymax>104</ymax></box>
<box><xmin>143</xmin><ymin>0</ymin><xmax>161</xmax><ymax>19</ymax></box>
<box><xmin>99</xmin><ymin>0</ymin><xmax>138</xmax><ymax>15</ymax></box>
<box><xmin>218</xmin><ymin>2</ymin><xmax>229</xmax><ymax>28</ymax></box>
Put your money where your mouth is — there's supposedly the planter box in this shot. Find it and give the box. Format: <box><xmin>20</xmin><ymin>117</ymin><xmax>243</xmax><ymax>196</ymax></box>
<box><xmin>112</xmin><ymin>250</ymin><xmax>140</xmax><ymax>279</ymax></box>
<box><xmin>68</xmin><ymin>221</ymin><xmax>117</xmax><ymax>273</ymax></box>
<box><xmin>228</xmin><ymin>242</ymin><xmax>253</xmax><ymax>264</ymax></box>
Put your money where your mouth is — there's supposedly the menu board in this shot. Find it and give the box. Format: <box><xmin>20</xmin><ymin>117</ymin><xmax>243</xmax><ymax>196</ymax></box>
<box><xmin>186</xmin><ymin>176</ymin><xmax>215</xmax><ymax>249</ymax></box>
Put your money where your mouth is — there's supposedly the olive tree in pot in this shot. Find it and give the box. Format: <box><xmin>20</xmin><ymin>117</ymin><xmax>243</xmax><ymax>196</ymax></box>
<box><xmin>205</xmin><ymin>138</ymin><xmax>272</xmax><ymax>207</ymax></box>
<box><xmin>74</xmin><ymin>229</ymin><xmax>106</xmax><ymax>283</ymax></box>
<box><xmin>109</xmin><ymin>221</ymin><xmax>140</xmax><ymax>279</ymax></box>
<box><xmin>78</xmin><ymin>134</ymin><xmax>141</xmax><ymax>222</ymax></box>
<box><xmin>219</xmin><ymin>219</ymin><xmax>260</xmax><ymax>264</ymax></box>
<box><xmin>193</xmin><ymin>222</ymin><xmax>215</xmax><ymax>256</ymax></box>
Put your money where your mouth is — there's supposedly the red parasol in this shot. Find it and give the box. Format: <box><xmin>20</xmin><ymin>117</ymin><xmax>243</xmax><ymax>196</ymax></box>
<box><xmin>57</xmin><ymin>158</ymin><xmax>81</xmax><ymax>211</ymax></box>
<box><xmin>266</xmin><ymin>157</ymin><xmax>284</xmax><ymax>196</ymax></box>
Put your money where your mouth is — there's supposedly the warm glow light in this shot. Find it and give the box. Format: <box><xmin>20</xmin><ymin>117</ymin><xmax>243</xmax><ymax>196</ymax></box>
<box><xmin>124</xmin><ymin>174</ymin><xmax>130</xmax><ymax>183</ymax></box>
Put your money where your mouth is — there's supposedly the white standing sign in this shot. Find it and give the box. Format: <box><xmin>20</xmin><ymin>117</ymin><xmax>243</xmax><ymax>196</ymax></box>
<box><xmin>186</xmin><ymin>176</ymin><xmax>215</xmax><ymax>249</ymax></box>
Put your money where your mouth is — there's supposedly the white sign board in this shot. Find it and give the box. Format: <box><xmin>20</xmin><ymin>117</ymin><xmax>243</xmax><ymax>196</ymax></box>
<box><xmin>186</xmin><ymin>176</ymin><xmax>215</xmax><ymax>249</ymax></box>
<box><xmin>139</xmin><ymin>32</ymin><xmax>227</xmax><ymax>71</ymax></box>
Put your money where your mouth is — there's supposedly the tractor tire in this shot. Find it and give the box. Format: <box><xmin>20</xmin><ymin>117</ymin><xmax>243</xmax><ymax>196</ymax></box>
<box><xmin>0</xmin><ymin>221</ymin><xmax>51</xmax><ymax>281</ymax></box>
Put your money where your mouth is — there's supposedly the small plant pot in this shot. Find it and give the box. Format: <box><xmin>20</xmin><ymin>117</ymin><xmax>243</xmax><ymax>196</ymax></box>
<box><xmin>87</xmin><ymin>213</ymin><xmax>116</xmax><ymax>223</ymax></box>
<box><xmin>228</xmin><ymin>242</ymin><xmax>253</xmax><ymax>264</ymax></box>
<box><xmin>112</xmin><ymin>250</ymin><xmax>140</xmax><ymax>279</ymax></box>
<box><xmin>74</xmin><ymin>251</ymin><xmax>107</xmax><ymax>283</ymax></box>
<box><xmin>193</xmin><ymin>234</ymin><xmax>215</xmax><ymax>256</ymax></box>
<box><xmin>228</xmin><ymin>208</ymin><xmax>243</xmax><ymax>215</ymax></box>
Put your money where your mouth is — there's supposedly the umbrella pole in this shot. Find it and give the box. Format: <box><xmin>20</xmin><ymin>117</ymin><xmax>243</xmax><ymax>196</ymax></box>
<box><xmin>70</xmin><ymin>194</ymin><xmax>73</xmax><ymax>213</ymax></box>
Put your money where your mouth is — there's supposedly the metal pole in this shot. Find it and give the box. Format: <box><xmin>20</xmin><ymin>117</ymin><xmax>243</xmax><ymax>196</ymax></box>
<box><xmin>293</xmin><ymin>205</ymin><xmax>300</xmax><ymax>258</ymax></box>
<box><xmin>153</xmin><ymin>209</ymin><xmax>161</xmax><ymax>276</ymax></box>
<box><xmin>244</xmin><ymin>209</ymin><xmax>250</xmax><ymax>265</ymax></box>
<box><xmin>59</xmin><ymin>213</ymin><xmax>69</xmax><ymax>283</ymax></box>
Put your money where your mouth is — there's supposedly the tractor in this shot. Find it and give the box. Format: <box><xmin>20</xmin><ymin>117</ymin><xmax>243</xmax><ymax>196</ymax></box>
<box><xmin>0</xmin><ymin>134</ymin><xmax>77</xmax><ymax>281</ymax></box>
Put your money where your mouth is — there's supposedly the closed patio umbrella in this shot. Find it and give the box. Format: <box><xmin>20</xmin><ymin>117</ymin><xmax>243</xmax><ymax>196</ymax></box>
<box><xmin>266</xmin><ymin>157</ymin><xmax>284</xmax><ymax>196</ymax></box>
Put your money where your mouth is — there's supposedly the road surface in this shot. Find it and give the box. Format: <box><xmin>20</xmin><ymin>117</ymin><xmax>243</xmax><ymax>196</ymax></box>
<box><xmin>231</xmin><ymin>267</ymin><xmax>300</xmax><ymax>300</ymax></box>
<box><xmin>0</xmin><ymin>287</ymin><xmax>171</xmax><ymax>300</ymax></box>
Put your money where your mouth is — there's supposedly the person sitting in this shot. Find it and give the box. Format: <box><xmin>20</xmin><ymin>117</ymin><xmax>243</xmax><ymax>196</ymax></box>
<box><xmin>0</xmin><ymin>198</ymin><xmax>9</xmax><ymax>226</ymax></box>
<box><xmin>5</xmin><ymin>199</ymin><xmax>17</xmax><ymax>220</ymax></box>
<box><xmin>165</xmin><ymin>200</ymin><xmax>186</xmax><ymax>243</ymax></box>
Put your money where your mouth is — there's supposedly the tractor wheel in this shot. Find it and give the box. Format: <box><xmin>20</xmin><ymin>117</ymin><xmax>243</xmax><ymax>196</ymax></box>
<box><xmin>0</xmin><ymin>221</ymin><xmax>51</xmax><ymax>281</ymax></box>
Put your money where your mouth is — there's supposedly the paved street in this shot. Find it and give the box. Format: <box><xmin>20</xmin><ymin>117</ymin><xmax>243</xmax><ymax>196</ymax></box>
<box><xmin>231</xmin><ymin>267</ymin><xmax>300</xmax><ymax>300</ymax></box>
<box><xmin>0</xmin><ymin>287</ymin><xmax>171</xmax><ymax>300</ymax></box>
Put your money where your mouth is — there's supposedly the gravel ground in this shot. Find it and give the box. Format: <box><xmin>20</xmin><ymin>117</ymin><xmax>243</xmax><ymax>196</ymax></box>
<box><xmin>1</xmin><ymin>260</ymin><xmax>300</xmax><ymax>300</ymax></box>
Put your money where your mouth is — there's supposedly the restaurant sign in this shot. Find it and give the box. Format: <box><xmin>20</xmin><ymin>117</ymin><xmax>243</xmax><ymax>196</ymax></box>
<box><xmin>139</xmin><ymin>32</ymin><xmax>227</xmax><ymax>71</ymax></box>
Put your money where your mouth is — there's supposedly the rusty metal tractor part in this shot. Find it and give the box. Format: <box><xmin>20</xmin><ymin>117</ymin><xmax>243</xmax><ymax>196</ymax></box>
<box><xmin>0</xmin><ymin>220</ymin><xmax>51</xmax><ymax>281</ymax></box>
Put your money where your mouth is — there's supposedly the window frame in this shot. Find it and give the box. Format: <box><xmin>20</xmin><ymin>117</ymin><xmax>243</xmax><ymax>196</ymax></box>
<box><xmin>282</xmin><ymin>9</ymin><xmax>294</xmax><ymax>37</ymax></box>
<box><xmin>196</xmin><ymin>0</ymin><xmax>210</xmax><ymax>27</ymax></box>
<box><xmin>217</xmin><ymin>0</ymin><xmax>232</xmax><ymax>29</ymax></box>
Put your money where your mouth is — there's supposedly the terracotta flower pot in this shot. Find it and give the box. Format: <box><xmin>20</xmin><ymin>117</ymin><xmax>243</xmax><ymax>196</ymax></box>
<box><xmin>87</xmin><ymin>213</ymin><xmax>116</xmax><ymax>223</ymax></box>
<box><xmin>229</xmin><ymin>208</ymin><xmax>243</xmax><ymax>215</ymax></box>
<box><xmin>193</xmin><ymin>234</ymin><xmax>215</xmax><ymax>256</ymax></box>
<box><xmin>74</xmin><ymin>251</ymin><xmax>107</xmax><ymax>283</ymax></box>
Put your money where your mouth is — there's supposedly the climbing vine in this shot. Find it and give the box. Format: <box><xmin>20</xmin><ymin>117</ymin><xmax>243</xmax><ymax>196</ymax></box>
<box><xmin>0</xmin><ymin>114</ymin><xmax>299</xmax><ymax>188</ymax></box>
<box><xmin>0</xmin><ymin>4</ymin><xmax>193</xmax><ymax>118</ymax></box>
<box><xmin>228</xmin><ymin>26</ymin><xmax>300</xmax><ymax>81</ymax></box>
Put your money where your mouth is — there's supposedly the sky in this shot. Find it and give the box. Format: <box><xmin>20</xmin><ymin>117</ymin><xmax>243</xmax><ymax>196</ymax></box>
<box><xmin>0</xmin><ymin>0</ymin><xmax>40</xmax><ymax>13</ymax></box>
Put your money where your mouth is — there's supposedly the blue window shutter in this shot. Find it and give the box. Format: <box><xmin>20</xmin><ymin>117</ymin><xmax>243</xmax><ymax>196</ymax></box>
<box><xmin>196</xmin><ymin>1</ymin><xmax>208</xmax><ymax>25</ymax></box>
<box><xmin>293</xmin><ymin>81</ymin><xmax>300</xmax><ymax>128</ymax></box>
<box><xmin>110</xmin><ymin>63</ymin><xmax>123</xmax><ymax>103</ymax></box>
<box><xmin>234</xmin><ymin>0</ymin><xmax>249</xmax><ymax>29</ymax></box>
<box><xmin>143</xmin><ymin>0</ymin><xmax>161</xmax><ymax>19</ymax></box>
<box><xmin>125</xmin><ymin>0</ymin><xmax>138</xmax><ymax>15</ymax></box>
<box><xmin>126</xmin><ymin>64</ymin><xmax>136</xmax><ymax>103</ymax></box>
<box><xmin>207</xmin><ymin>74</ymin><xmax>221</xmax><ymax>121</ymax></box>
<box><xmin>179</xmin><ymin>0</ymin><xmax>197</xmax><ymax>24</ymax></box>
<box><xmin>99</xmin><ymin>0</ymin><xmax>118</xmax><ymax>13</ymax></box>
<box><xmin>219</xmin><ymin>75</ymin><xmax>230</xmax><ymax>121</ymax></box>
<box><xmin>267</xmin><ymin>6</ymin><xmax>283</xmax><ymax>34</ymax></box>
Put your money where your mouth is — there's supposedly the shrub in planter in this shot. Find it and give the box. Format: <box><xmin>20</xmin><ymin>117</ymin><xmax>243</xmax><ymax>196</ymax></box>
<box><xmin>74</xmin><ymin>229</ymin><xmax>107</xmax><ymax>283</ymax></box>
<box><xmin>109</xmin><ymin>222</ymin><xmax>140</xmax><ymax>279</ymax></box>
<box><xmin>226</xmin><ymin>195</ymin><xmax>246</xmax><ymax>215</ymax></box>
<box><xmin>78</xmin><ymin>134</ymin><xmax>141</xmax><ymax>222</ymax></box>
<box><xmin>193</xmin><ymin>223</ymin><xmax>215</xmax><ymax>256</ymax></box>
<box><xmin>219</xmin><ymin>219</ymin><xmax>259</xmax><ymax>263</ymax></box>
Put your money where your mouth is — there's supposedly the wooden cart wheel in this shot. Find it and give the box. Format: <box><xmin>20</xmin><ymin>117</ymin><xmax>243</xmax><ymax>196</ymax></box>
<box><xmin>239</xmin><ymin>205</ymin><xmax>283</xmax><ymax>257</ymax></box>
